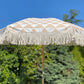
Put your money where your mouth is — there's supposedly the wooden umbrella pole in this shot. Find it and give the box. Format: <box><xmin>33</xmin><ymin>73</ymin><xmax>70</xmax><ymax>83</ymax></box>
<box><xmin>42</xmin><ymin>45</ymin><xmax>44</xmax><ymax>84</ymax></box>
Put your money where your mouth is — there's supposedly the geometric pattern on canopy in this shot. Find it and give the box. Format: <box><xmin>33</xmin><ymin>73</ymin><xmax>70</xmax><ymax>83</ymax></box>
<box><xmin>7</xmin><ymin>18</ymin><xmax>74</xmax><ymax>32</ymax></box>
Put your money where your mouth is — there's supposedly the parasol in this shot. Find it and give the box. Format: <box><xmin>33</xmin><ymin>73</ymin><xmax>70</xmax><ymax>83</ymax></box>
<box><xmin>0</xmin><ymin>18</ymin><xmax>84</xmax><ymax>84</ymax></box>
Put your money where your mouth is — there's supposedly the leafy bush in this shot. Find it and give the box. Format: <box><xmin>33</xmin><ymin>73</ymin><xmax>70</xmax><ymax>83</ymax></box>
<box><xmin>69</xmin><ymin>46</ymin><xmax>84</xmax><ymax>84</ymax></box>
<box><xmin>0</xmin><ymin>45</ymin><xmax>52</xmax><ymax>84</ymax></box>
<box><xmin>0</xmin><ymin>45</ymin><xmax>81</xmax><ymax>84</ymax></box>
<box><xmin>35</xmin><ymin>45</ymin><xmax>80</xmax><ymax>84</ymax></box>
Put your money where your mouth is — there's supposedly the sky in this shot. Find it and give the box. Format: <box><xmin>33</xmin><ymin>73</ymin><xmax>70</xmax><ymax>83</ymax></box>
<box><xmin>0</xmin><ymin>0</ymin><xmax>84</xmax><ymax>29</ymax></box>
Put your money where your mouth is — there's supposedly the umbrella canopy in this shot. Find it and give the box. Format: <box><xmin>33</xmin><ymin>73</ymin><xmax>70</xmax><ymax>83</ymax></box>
<box><xmin>0</xmin><ymin>18</ymin><xmax>84</xmax><ymax>46</ymax></box>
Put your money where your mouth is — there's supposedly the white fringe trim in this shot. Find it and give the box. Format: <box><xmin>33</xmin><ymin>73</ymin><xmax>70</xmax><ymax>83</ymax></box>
<box><xmin>0</xmin><ymin>27</ymin><xmax>84</xmax><ymax>46</ymax></box>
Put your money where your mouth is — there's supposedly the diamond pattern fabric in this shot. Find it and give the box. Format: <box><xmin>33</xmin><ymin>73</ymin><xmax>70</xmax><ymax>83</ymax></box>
<box><xmin>7</xmin><ymin>18</ymin><xmax>74</xmax><ymax>32</ymax></box>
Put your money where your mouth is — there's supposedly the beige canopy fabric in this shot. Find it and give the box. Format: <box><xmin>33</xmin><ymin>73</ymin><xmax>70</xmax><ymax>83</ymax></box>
<box><xmin>0</xmin><ymin>18</ymin><xmax>84</xmax><ymax>45</ymax></box>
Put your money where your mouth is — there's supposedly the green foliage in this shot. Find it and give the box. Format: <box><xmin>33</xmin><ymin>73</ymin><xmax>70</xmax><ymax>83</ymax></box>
<box><xmin>35</xmin><ymin>45</ymin><xmax>80</xmax><ymax>84</ymax></box>
<box><xmin>0</xmin><ymin>45</ymin><xmax>81</xmax><ymax>84</ymax></box>
<box><xmin>0</xmin><ymin>50</ymin><xmax>19</xmax><ymax>84</ymax></box>
<box><xmin>63</xmin><ymin>9</ymin><xmax>82</xmax><ymax>24</ymax></box>
<box><xmin>0</xmin><ymin>45</ymin><xmax>52</xmax><ymax>84</ymax></box>
<box><xmin>69</xmin><ymin>46</ymin><xmax>84</xmax><ymax>84</ymax></box>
